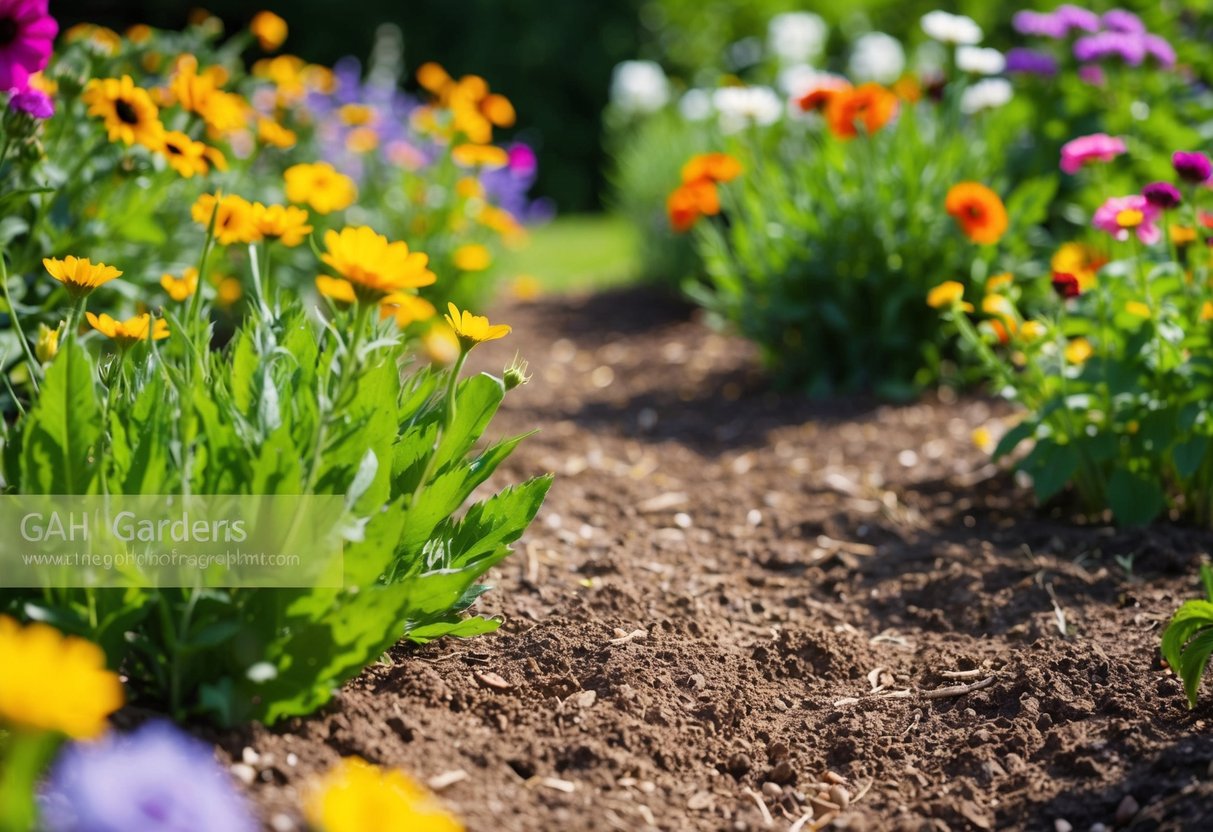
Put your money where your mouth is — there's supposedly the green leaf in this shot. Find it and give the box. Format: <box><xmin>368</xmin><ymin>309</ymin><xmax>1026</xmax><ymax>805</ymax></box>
<box><xmin>19</xmin><ymin>340</ymin><xmax>100</xmax><ymax>494</ymax></box>
<box><xmin>1172</xmin><ymin>436</ymin><xmax>1209</xmax><ymax>482</ymax></box>
<box><xmin>1107</xmin><ymin>469</ymin><xmax>1166</xmax><ymax>527</ymax></box>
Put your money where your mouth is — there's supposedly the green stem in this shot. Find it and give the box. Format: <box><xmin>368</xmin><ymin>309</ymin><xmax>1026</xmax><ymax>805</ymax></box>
<box><xmin>0</xmin><ymin>250</ymin><xmax>40</xmax><ymax>393</ymax></box>
<box><xmin>0</xmin><ymin>730</ymin><xmax>60</xmax><ymax>832</ymax></box>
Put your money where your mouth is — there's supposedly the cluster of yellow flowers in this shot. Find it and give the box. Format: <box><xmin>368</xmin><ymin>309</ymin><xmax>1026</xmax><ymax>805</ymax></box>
<box><xmin>415</xmin><ymin>62</ymin><xmax>515</xmax><ymax>145</ymax></box>
<box><xmin>0</xmin><ymin>616</ymin><xmax>124</xmax><ymax>739</ymax></box>
<box><xmin>190</xmin><ymin>193</ymin><xmax>315</xmax><ymax>247</ymax></box>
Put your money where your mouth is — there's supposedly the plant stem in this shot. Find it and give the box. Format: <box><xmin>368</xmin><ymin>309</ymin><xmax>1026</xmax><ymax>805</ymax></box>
<box><xmin>0</xmin><ymin>249</ymin><xmax>40</xmax><ymax>394</ymax></box>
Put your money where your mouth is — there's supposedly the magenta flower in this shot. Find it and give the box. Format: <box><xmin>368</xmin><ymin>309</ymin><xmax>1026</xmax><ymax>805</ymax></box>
<box><xmin>1142</xmin><ymin>182</ymin><xmax>1182</xmax><ymax>210</ymax></box>
<box><xmin>0</xmin><ymin>0</ymin><xmax>57</xmax><ymax>91</ymax></box>
<box><xmin>9</xmin><ymin>85</ymin><xmax>51</xmax><ymax>118</ymax></box>
<box><xmin>1172</xmin><ymin>151</ymin><xmax>1213</xmax><ymax>185</ymax></box>
<box><xmin>1060</xmin><ymin>133</ymin><xmax>1126</xmax><ymax>174</ymax></box>
<box><xmin>1093</xmin><ymin>195</ymin><xmax>1161</xmax><ymax>244</ymax></box>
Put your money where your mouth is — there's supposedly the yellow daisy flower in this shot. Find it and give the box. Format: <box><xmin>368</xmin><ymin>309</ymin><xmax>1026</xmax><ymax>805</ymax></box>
<box><xmin>160</xmin><ymin>267</ymin><xmax>199</xmax><ymax>302</ymax></box>
<box><xmin>316</xmin><ymin>226</ymin><xmax>435</xmax><ymax>303</ymax></box>
<box><xmin>82</xmin><ymin>75</ymin><xmax>164</xmax><ymax>149</ymax></box>
<box><xmin>159</xmin><ymin>131</ymin><xmax>212</xmax><ymax>178</ymax></box>
<box><xmin>1064</xmin><ymin>338</ymin><xmax>1093</xmax><ymax>365</ymax></box>
<box><xmin>0</xmin><ymin>616</ymin><xmax>124</xmax><ymax>740</ymax></box>
<box><xmin>250</xmin><ymin>10</ymin><xmax>288</xmax><ymax>51</ymax></box>
<box><xmin>252</xmin><ymin>203</ymin><xmax>313</xmax><ymax>247</ymax></box>
<box><xmin>305</xmin><ymin>758</ymin><xmax>463</xmax><ymax>832</ymax></box>
<box><xmin>43</xmin><ymin>256</ymin><xmax>122</xmax><ymax>297</ymax></box>
<box><xmin>451</xmin><ymin>143</ymin><xmax>508</xmax><ymax>170</ymax></box>
<box><xmin>192</xmin><ymin>193</ymin><xmax>260</xmax><ymax>246</ymax></box>
<box><xmin>380</xmin><ymin>293</ymin><xmax>437</xmax><ymax>327</ymax></box>
<box><xmin>87</xmin><ymin>312</ymin><xmax>170</xmax><ymax>345</ymax></box>
<box><xmin>926</xmin><ymin>280</ymin><xmax>974</xmax><ymax>312</ymax></box>
<box><xmin>444</xmin><ymin>302</ymin><xmax>511</xmax><ymax>349</ymax></box>
<box><xmin>285</xmin><ymin>162</ymin><xmax>358</xmax><ymax>214</ymax></box>
<box><xmin>257</xmin><ymin>117</ymin><xmax>297</xmax><ymax>149</ymax></box>
<box><xmin>453</xmin><ymin>243</ymin><xmax>492</xmax><ymax>272</ymax></box>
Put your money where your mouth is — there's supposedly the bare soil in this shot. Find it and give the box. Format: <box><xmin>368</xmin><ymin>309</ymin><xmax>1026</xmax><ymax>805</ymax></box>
<box><xmin>225</xmin><ymin>287</ymin><xmax>1213</xmax><ymax>831</ymax></box>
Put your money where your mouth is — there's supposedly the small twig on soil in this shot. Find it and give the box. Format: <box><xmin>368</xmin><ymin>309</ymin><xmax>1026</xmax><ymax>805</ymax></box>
<box><xmin>922</xmin><ymin>675</ymin><xmax>996</xmax><ymax>700</ymax></box>
<box><xmin>610</xmin><ymin>628</ymin><xmax>648</xmax><ymax>645</ymax></box>
<box><xmin>427</xmin><ymin>770</ymin><xmax>468</xmax><ymax>791</ymax></box>
<box><xmin>940</xmin><ymin>669</ymin><xmax>985</xmax><ymax>680</ymax></box>
<box><xmin>789</xmin><ymin>810</ymin><xmax>815</xmax><ymax>832</ymax></box>
<box><xmin>852</xmin><ymin>778</ymin><xmax>874</xmax><ymax>804</ymax></box>
<box><xmin>1044</xmin><ymin>581</ymin><xmax>1069</xmax><ymax>637</ymax></box>
<box><xmin>742</xmin><ymin>787</ymin><xmax>774</xmax><ymax>827</ymax></box>
<box><xmin>527</xmin><ymin>776</ymin><xmax>576</xmax><ymax>793</ymax></box>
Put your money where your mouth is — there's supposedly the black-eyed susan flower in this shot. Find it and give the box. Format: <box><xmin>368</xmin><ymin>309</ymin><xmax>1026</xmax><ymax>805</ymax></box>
<box><xmin>316</xmin><ymin>226</ymin><xmax>435</xmax><ymax>303</ymax></box>
<box><xmin>87</xmin><ymin>312</ymin><xmax>170</xmax><ymax>346</ymax></box>
<box><xmin>945</xmin><ymin>182</ymin><xmax>1008</xmax><ymax>245</ymax></box>
<box><xmin>169</xmin><ymin>58</ymin><xmax>249</xmax><ymax>135</ymax></box>
<box><xmin>444</xmin><ymin>302</ymin><xmax>510</xmax><ymax>350</ymax></box>
<box><xmin>82</xmin><ymin>75</ymin><xmax>164</xmax><ymax>149</ymax></box>
<box><xmin>159</xmin><ymin>130</ymin><xmax>211</xmax><ymax>178</ymax></box>
<box><xmin>0</xmin><ymin>616</ymin><xmax>125</xmax><ymax>740</ymax></box>
<box><xmin>250</xmin><ymin>10</ymin><xmax>288</xmax><ymax>51</ymax></box>
<box><xmin>285</xmin><ymin>162</ymin><xmax>357</xmax><ymax>215</ymax></box>
<box><xmin>257</xmin><ymin>117</ymin><xmax>297</xmax><ymax>149</ymax></box>
<box><xmin>926</xmin><ymin>280</ymin><xmax>974</xmax><ymax>312</ymax></box>
<box><xmin>252</xmin><ymin>203</ymin><xmax>312</xmax><ymax>247</ymax></box>
<box><xmin>160</xmin><ymin>267</ymin><xmax>199</xmax><ymax>302</ymax></box>
<box><xmin>192</xmin><ymin>193</ymin><xmax>260</xmax><ymax>246</ymax></box>
<box><xmin>43</xmin><ymin>256</ymin><xmax>122</xmax><ymax>297</ymax></box>
<box><xmin>304</xmin><ymin>757</ymin><xmax>463</xmax><ymax>832</ymax></box>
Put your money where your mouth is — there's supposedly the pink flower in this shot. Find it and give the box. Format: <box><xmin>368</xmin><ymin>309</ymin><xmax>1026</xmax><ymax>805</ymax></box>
<box><xmin>1093</xmin><ymin>194</ymin><xmax>1161</xmax><ymax>244</ymax></box>
<box><xmin>1060</xmin><ymin>133</ymin><xmax>1126</xmax><ymax>175</ymax></box>
<box><xmin>0</xmin><ymin>0</ymin><xmax>57</xmax><ymax>92</ymax></box>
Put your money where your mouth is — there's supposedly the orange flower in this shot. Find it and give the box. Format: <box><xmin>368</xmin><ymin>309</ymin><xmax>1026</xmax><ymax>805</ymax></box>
<box><xmin>666</xmin><ymin>181</ymin><xmax>720</xmax><ymax>233</ymax></box>
<box><xmin>681</xmin><ymin>153</ymin><xmax>742</xmax><ymax>186</ymax></box>
<box><xmin>825</xmin><ymin>83</ymin><xmax>898</xmax><ymax>139</ymax></box>
<box><xmin>945</xmin><ymin>182</ymin><xmax>1008</xmax><ymax>245</ymax></box>
<box><xmin>795</xmin><ymin>78</ymin><xmax>851</xmax><ymax>113</ymax></box>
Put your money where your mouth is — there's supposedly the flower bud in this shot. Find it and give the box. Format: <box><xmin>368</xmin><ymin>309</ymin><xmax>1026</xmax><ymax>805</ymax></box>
<box><xmin>503</xmin><ymin>355</ymin><xmax>531</xmax><ymax>391</ymax></box>
<box><xmin>35</xmin><ymin>322</ymin><xmax>61</xmax><ymax>364</ymax></box>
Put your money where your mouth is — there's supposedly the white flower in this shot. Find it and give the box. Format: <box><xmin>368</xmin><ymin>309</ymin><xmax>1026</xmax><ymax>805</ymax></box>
<box><xmin>767</xmin><ymin>12</ymin><xmax>828</xmax><ymax>64</ymax></box>
<box><xmin>609</xmin><ymin>60</ymin><xmax>670</xmax><ymax>115</ymax></box>
<box><xmin>960</xmin><ymin>78</ymin><xmax>1013</xmax><ymax>114</ymax></box>
<box><xmin>956</xmin><ymin>46</ymin><xmax>1005</xmax><ymax>75</ymax></box>
<box><xmin>679</xmin><ymin>88</ymin><xmax>713</xmax><ymax>122</ymax></box>
<box><xmin>776</xmin><ymin>64</ymin><xmax>819</xmax><ymax>97</ymax></box>
<box><xmin>848</xmin><ymin>32</ymin><xmax>905</xmax><ymax>84</ymax></box>
<box><xmin>712</xmin><ymin>86</ymin><xmax>782</xmax><ymax>134</ymax></box>
<box><xmin>921</xmin><ymin>10</ymin><xmax>983</xmax><ymax>45</ymax></box>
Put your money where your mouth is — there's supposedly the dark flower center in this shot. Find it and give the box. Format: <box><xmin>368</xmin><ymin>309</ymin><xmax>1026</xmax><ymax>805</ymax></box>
<box><xmin>0</xmin><ymin>17</ymin><xmax>18</xmax><ymax>47</ymax></box>
<box><xmin>115</xmin><ymin>99</ymin><xmax>140</xmax><ymax>125</ymax></box>
<box><xmin>966</xmin><ymin>204</ymin><xmax>985</xmax><ymax>220</ymax></box>
<box><xmin>165</xmin><ymin>140</ymin><xmax>184</xmax><ymax>156</ymax></box>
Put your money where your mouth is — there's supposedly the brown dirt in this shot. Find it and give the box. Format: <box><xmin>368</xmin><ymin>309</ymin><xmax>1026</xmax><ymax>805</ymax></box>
<box><xmin>223</xmin><ymin>286</ymin><xmax>1213</xmax><ymax>831</ymax></box>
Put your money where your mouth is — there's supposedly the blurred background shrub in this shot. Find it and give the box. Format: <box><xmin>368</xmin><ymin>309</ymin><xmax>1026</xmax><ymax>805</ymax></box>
<box><xmin>56</xmin><ymin>1</ymin><xmax>1210</xmax><ymax>215</ymax></box>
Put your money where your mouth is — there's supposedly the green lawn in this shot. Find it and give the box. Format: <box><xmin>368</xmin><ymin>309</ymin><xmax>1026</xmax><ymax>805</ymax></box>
<box><xmin>499</xmin><ymin>213</ymin><xmax>641</xmax><ymax>294</ymax></box>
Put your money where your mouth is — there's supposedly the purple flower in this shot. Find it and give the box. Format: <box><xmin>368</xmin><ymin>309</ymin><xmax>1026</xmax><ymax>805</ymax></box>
<box><xmin>9</xmin><ymin>85</ymin><xmax>51</xmax><ymax>118</ymax></box>
<box><xmin>1055</xmin><ymin>5</ymin><xmax>1101</xmax><ymax>33</ymax></box>
<box><xmin>1143</xmin><ymin>34</ymin><xmax>1176</xmax><ymax>68</ymax></box>
<box><xmin>40</xmin><ymin>722</ymin><xmax>257</xmax><ymax>832</ymax></box>
<box><xmin>1006</xmin><ymin>48</ymin><xmax>1059</xmax><ymax>77</ymax></box>
<box><xmin>1078</xmin><ymin>65</ymin><xmax>1105</xmax><ymax>86</ymax></box>
<box><xmin>1102</xmin><ymin>9</ymin><xmax>1146</xmax><ymax>34</ymax></box>
<box><xmin>1173</xmin><ymin>151</ymin><xmax>1213</xmax><ymax>185</ymax></box>
<box><xmin>1074</xmin><ymin>31</ymin><xmax>1146</xmax><ymax>66</ymax></box>
<box><xmin>1011</xmin><ymin>11</ymin><xmax>1067</xmax><ymax>39</ymax></box>
<box><xmin>0</xmin><ymin>0</ymin><xmax>57</xmax><ymax>91</ymax></box>
<box><xmin>1142</xmin><ymin>181</ymin><xmax>1182</xmax><ymax>209</ymax></box>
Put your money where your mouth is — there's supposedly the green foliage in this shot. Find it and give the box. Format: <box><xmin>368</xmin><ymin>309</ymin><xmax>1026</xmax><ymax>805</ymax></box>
<box><xmin>942</xmin><ymin>210</ymin><xmax>1213</xmax><ymax>527</ymax></box>
<box><xmin>607</xmin><ymin>110</ymin><xmax>709</xmax><ymax>291</ymax></box>
<box><xmin>0</xmin><ymin>298</ymin><xmax>550</xmax><ymax>726</ymax></box>
<box><xmin>1161</xmin><ymin>565</ymin><xmax>1213</xmax><ymax>708</ymax></box>
<box><xmin>692</xmin><ymin>99</ymin><xmax>1042</xmax><ymax>397</ymax></box>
